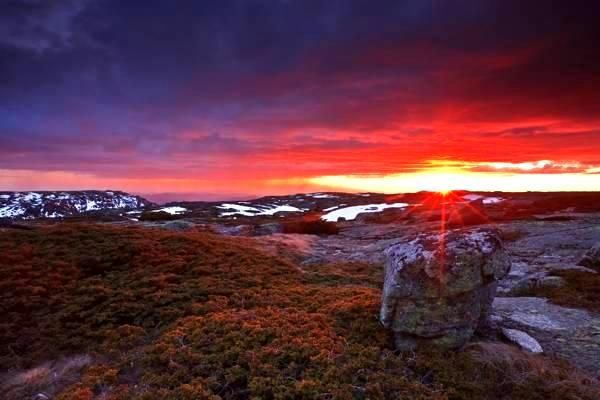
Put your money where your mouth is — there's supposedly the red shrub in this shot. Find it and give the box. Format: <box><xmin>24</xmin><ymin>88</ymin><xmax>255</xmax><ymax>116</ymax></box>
<box><xmin>281</xmin><ymin>220</ymin><xmax>340</xmax><ymax>235</ymax></box>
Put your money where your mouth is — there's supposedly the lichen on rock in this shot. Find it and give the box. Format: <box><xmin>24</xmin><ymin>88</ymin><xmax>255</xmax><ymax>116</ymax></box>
<box><xmin>380</xmin><ymin>228</ymin><xmax>511</xmax><ymax>350</ymax></box>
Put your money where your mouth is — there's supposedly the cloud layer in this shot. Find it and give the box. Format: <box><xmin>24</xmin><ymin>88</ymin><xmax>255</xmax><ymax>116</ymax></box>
<box><xmin>1</xmin><ymin>1</ymin><xmax>600</xmax><ymax>196</ymax></box>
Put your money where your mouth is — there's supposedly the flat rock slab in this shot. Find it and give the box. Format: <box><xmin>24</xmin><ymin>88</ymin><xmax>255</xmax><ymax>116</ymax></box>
<box><xmin>493</xmin><ymin>297</ymin><xmax>600</xmax><ymax>376</ymax></box>
<box><xmin>496</xmin><ymin>218</ymin><xmax>600</xmax><ymax>295</ymax></box>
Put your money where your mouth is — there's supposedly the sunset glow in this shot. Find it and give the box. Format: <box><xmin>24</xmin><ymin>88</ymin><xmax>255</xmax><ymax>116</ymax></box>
<box><xmin>309</xmin><ymin>161</ymin><xmax>600</xmax><ymax>194</ymax></box>
<box><xmin>2</xmin><ymin>2</ymin><xmax>600</xmax><ymax>200</ymax></box>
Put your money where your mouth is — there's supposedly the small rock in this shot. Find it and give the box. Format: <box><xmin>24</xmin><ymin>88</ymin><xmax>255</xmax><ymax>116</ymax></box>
<box><xmin>579</xmin><ymin>243</ymin><xmax>600</xmax><ymax>271</ymax></box>
<box><xmin>537</xmin><ymin>276</ymin><xmax>565</xmax><ymax>289</ymax></box>
<box><xmin>490</xmin><ymin>314</ymin><xmax>504</xmax><ymax>323</ymax></box>
<box><xmin>213</xmin><ymin>224</ymin><xmax>254</xmax><ymax>236</ymax></box>
<box><xmin>501</xmin><ymin>328</ymin><xmax>543</xmax><ymax>353</ymax></box>
<box><xmin>254</xmin><ymin>222</ymin><xmax>283</xmax><ymax>235</ymax></box>
<box><xmin>162</xmin><ymin>220</ymin><xmax>195</xmax><ymax>231</ymax></box>
<box><xmin>502</xmin><ymin>278</ymin><xmax>536</xmax><ymax>296</ymax></box>
<box><xmin>508</xmin><ymin>263</ymin><xmax>527</xmax><ymax>277</ymax></box>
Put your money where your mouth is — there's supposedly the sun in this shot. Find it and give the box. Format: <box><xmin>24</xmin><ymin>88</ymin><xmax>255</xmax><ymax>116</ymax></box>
<box><xmin>438</xmin><ymin>189</ymin><xmax>452</xmax><ymax>196</ymax></box>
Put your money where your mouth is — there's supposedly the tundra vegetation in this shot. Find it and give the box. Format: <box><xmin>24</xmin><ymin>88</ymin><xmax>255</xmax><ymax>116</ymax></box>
<box><xmin>1</xmin><ymin>225</ymin><xmax>598</xmax><ymax>399</ymax></box>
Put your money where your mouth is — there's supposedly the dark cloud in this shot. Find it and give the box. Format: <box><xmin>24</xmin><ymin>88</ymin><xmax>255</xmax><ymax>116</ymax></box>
<box><xmin>0</xmin><ymin>0</ymin><xmax>91</xmax><ymax>53</ymax></box>
<box><xmin>1</xmin><ymin>0</ymin><xmax>600</xmax><ymax>188</ymax></box>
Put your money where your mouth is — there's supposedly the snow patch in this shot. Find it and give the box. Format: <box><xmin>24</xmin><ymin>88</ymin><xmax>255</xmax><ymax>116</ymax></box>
<box><xmin>463</xmin><ymin>194</ymin><xmax>483</xmax><ymax>201</ymax></box>
<box><xmin>153</xmin><ymin>206</ymin><xmax>188</xmax><ymax>215</ymax></box>
<box><xmin>85</xmin><ymin>199</ymin><xmax>100</xmax><ymax>211</ymax></box>
<box><xmin>0</xmin><ymin>204</ymin><xmax>26</xmax><ymax>218</ymax></box>
<box><xmin>23</xmin><ymin>192</ymin><xmax>42</xmax><ymax>203</ymax></box>
<box><xmin>217</xmin><ymin>203</ymin><xmax>307</xmax><ymax>217</ymax></box>
<box><xmin>43</xmin><ymin>211</ymin><xmax>64</xmax><ymax>218</ymax></box>
<box><xmin>501</xmin><ymin>328</ymin><xmax>543</xmax><ymax>353</ymax></box>
<box><xmin>483</xmin><ymin>197</ymin><xmax>504</xmax><ymax>204</ymax></box>
<box><xmin>217</xmin><ymin>204</ymin><xmax>259</xmax><ymax>216</ymax></box>
<box><xmin>463</xmin><ymin>194</ymin><xmax>504</xmax><ymax>204</ymax></box>
<box><xmin>321</xmin><ymin>203</ymin><xmax>408</xmax><ymax>222</ymax></box>
<box><xmin>261</xmin><ymin>205</ymin><xmax>305</xmax><ymax>215</ymax></box>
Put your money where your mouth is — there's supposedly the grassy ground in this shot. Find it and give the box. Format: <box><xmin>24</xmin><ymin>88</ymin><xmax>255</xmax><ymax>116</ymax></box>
<box><xmin>1</xmin><ymin>224</ymin><xmax>598</xmax><ymax>399</ymax></box>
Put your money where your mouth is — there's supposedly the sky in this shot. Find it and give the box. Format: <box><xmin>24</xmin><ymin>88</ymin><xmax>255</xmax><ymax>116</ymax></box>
<box><xmin>1</xmin><ymin>0</ymin><xmax>600</xmax><ymax>200</ymax></box>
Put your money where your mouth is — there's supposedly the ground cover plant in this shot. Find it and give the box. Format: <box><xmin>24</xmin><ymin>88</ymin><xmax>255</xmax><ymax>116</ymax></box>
<box><xmin>281</xmin><ymin>219</ymin><xmax>340</xmax><ymax>235</ymax></box>
<box><xmin>1</xmin><ymin>224</ymin><xmax>598</xmax><ymax>399</ymax></box>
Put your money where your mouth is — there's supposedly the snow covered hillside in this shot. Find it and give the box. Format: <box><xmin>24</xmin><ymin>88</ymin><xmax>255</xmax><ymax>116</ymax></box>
<box><xmin>0</xmin><ymin>191</ymin><xmax>151</xmax><ymax>219</ymax></box>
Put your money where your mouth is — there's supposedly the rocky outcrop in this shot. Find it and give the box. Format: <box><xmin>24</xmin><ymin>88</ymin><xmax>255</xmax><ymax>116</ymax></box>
<box><xmin>579</xmin><ymin>243</ymin><xmax>600</xmax><ymax>271</ymax></box>
<box><xmin>493</xmin><ymin>297</ymin><xmax>600</xmax><ymax>374</ymax></box>
<box><xmin>380</xmin><ymin>228</ymin><xmax>511</xmax><ymax>350</ymax></box>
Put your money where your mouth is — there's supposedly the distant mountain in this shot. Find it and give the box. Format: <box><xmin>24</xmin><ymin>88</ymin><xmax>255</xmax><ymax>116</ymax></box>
<box><xmin>159</xmin><ymin>191</ymin><xmax>600</xmax><ymax>224</ymax></box>
<box><xmin>158</xmin><ymin>192</ymin><xmax>392</xmax><ymax>220</ymax></box>
<box><xmin>131</xmin><ymin>191</ymin><xmax>504</xmax><ymax>223</ymax></box>
<box><xmin>4</xmin><ymin>190</ymin><xmax>600</xmax><ymax>222</ymax></box>
<box><xmin>0</xmin><ymin>191</ymin><xmax>152</xmax><ymax>219</ymax></box>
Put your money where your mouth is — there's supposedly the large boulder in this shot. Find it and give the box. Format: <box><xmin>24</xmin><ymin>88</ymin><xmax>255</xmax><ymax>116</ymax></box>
<box><xmin>380</xmin><ymin>228</ymin><xmax>511</xmax><ymax>350</ymax></box>
<box><xmin>579</xmin><ymin>243</ymin><xmax>600</xmax><ymax>271</ymax></box>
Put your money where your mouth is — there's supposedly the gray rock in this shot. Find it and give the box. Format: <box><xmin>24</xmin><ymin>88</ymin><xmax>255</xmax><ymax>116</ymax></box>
<box><xmin>254</xmin><ymin>222</ymin><xmax>283</xmax><ymax>235</ymax></box>
<box><xmin>500</xmin><ymin>274</ymin><xmax>566</xmax><ymax>296</ymax></box>
<box><xmin>212</xmin><ymin>224</ymin><xmax>254</xmax><ymax>236</ymax></box>
<box><xmin>494</xmin><ymin>297</ymin><xmax>584</xmax><ymax>331</ymax></box>
<box><xmin>537</xmin><ymin>275</ymin><xmax>566</xmax><ymax>289</ymax></box>
<box><xmin>162</xmin><ymin>220</ymin><xmax>195</xmax><ymax>231</ymax></box>
<box><xmin>380</xmin><ymin>228</ymin><xmax>511</xmax><ymax>350</ymax></box>
<box><xmin>501</xmin><ymin>328</ymin><xmax>543</xmax><ymax>353</ymax></box>
<box><xmin>493</xmin><ymin>297</ymin><xmax>600</xmax><ymax>375</ymax></box>
<box><xmin>579</xmin><ymin>243</ymin><xmax>600</xmax><ymax>271</ymax></box>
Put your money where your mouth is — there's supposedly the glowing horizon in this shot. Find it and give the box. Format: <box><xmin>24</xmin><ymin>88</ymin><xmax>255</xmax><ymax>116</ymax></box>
<box><xmin>3</xmin><ymin>158</ymin><xmax>600</xmax><ymax>202</ymax></box>
<box><xmin>307</xmin><ymin>160</ymin><xmax>600</xmax><ymax>194</ymax></box>
<box><xmin>309</xmin><ymin>171</ymin><xmax>600</xmax><ymax>194</ymax></box>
